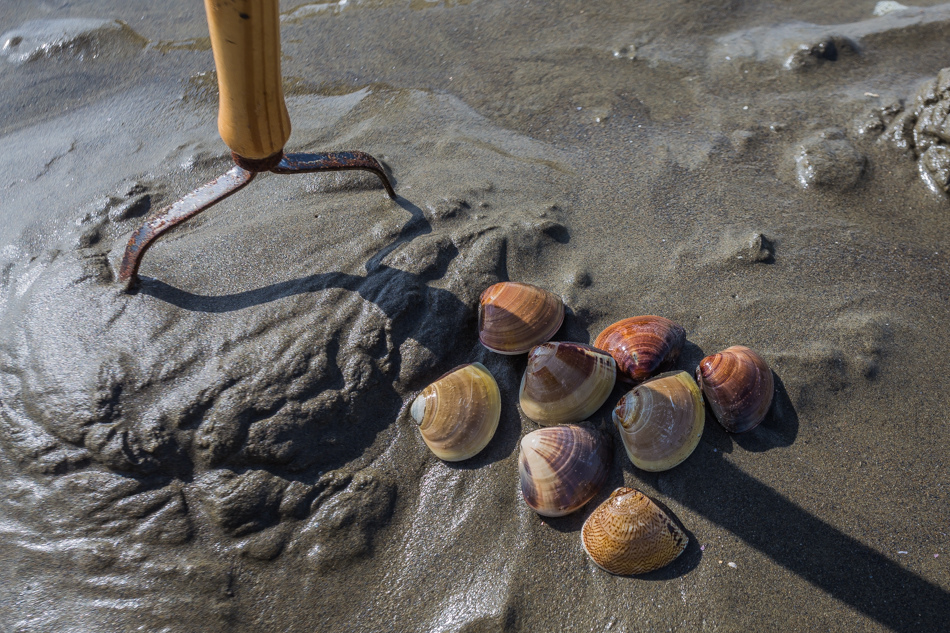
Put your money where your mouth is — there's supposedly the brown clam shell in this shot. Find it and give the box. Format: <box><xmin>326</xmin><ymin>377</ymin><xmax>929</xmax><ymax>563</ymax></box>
<box><xmin>593</xmin><ymin>316</ymin><xmax>686</xmax><ymax>383</ymax></box>
<box><xmin>696</xmin><ymin>345</ymin><xmax>774</xmax><ymax>433</ymax></box>
<box><xmin>478</xmin><ymin>282</ymin><xmax>565</xmax><ymax>355</ymax></box>
<box><xmin>581</xmin><ymin>487</ymin><xmax>688</xmax><ymax>575</ymax></box>
<box><xmin>519</xmin><ymin>342</ymin><xmax>617</xmax><ymax>426</ymax></box>
<box><xmin>410</xmin><ymin>362</ymin><xmax>501</xmax><ymax>461</ymax></box>
<box><xmin>612</xmin><ymin>370</ymin><xmax>704</xmax><ymax>472</ymax></box>
<box><xmin>519</xmin><ymin>425</ymin><xmax>611</xmax><ymax>517</ymax></box>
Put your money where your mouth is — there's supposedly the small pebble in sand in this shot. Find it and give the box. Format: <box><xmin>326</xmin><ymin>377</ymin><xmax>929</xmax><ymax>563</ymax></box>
<box><xmin>612</xmin><ymin>45</ymin><xmax>637</xmax><ymax>60</ymax></box>
<box><xmin>728</xmin><ymin>562</ymin><xmax>738</xmax><ymax>568</ymax></box>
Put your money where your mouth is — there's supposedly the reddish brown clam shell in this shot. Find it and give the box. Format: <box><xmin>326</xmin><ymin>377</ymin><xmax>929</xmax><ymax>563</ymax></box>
<box><xmin>478</xmin><ymin>282</ymin><xmax>565</xmax><ymax>355</ymax></box>
<box><xmin>696</xmin><ymin>345</ymin><xmax>774</xmax><ymax>433</ymax></box>
<box><xmin>593</xmin><ymin>316</ymin><xmax>686</xmax><ymax>383</ymax></box>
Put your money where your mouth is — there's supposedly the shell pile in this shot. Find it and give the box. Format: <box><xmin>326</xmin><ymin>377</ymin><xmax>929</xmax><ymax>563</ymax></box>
<box><xmin>408</xmin><ymin>280</ymin><xmax>775</xmax><ymax>576</ymax></box>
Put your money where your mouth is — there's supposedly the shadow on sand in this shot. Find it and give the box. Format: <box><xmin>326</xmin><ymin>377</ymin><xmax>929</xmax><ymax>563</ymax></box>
<box><xmin>132</xmin><ymin>193</ymin><xmax>948</xmax><ymax>631</ymax></box>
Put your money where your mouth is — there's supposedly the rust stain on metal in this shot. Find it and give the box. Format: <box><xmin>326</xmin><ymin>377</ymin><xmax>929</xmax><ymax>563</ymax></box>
<box><xmin>273</xmin><ymin>151</ymin><xmax>397</xmax><ymax>199</ymax></box>
<box><xmin>118</xmin><ymin>166</ymin><xmax>256</xmax><ymax>289</ymax></box>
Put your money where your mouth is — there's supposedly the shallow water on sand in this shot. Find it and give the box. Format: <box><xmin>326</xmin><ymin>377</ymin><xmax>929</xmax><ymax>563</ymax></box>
<box><xmin>0</xmin><ymin>1</ymin><xmax>948</xmax><ymax>631</ymax></box>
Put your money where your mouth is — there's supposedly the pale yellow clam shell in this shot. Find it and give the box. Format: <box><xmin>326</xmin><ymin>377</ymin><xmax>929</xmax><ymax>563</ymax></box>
<box><xmin>519</xmin><ymin>342</ymin><xmax>617</xmax><ymax>426</ymax></box>
<box><xmin>410</xmin><ymin>362</ymin><xmax>501</xmax><ymax>461</ymax></box>
<box><xmin>582</xmin><ymin>487</ymin><xmax>688</xmax><ymax>575</ymax></box>
<box><xmin>612</xmin><ymin>370</ymin><xmax>704</xmax><ymax>472</ymax></box>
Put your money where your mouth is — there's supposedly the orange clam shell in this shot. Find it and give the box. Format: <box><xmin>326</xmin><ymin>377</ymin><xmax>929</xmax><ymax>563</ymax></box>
<box><xmin>478</xmin><ymin>282</ymin><xmax>564</xmax><ymax>355</ymax></box>
<box><xmin>593</xmin><ymin>316</ymin><xmax>686</xmax><ymax>383</ymax></box>
<box><xmin>696</xmin><ymin>345</ymin><xmax>774</xmax><ymax>433</ymax></box>
<box><xmin>581</xmin><ymin>487</ymin><xmax>688</xmax><ymax>575</ymax></box>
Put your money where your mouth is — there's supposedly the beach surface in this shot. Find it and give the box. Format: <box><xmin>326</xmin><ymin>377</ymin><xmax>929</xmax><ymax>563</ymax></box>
<box><xmin>0</xmin><ymin>1</ymin><xmax>948</xmax><ymax>631</ymax></box>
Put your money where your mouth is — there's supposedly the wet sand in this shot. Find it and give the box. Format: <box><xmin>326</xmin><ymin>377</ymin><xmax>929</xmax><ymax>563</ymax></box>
<box><xmin>0</xmin><ymin>1</ymin><xmax>948</xmax><ymax>631</ymax></box>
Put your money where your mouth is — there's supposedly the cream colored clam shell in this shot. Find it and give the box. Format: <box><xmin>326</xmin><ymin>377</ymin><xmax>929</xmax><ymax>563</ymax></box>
<box><xmin>612</xmin><ymin>370</ymin><xmax>704</xmax><ymax>472</ymax></box>
<box><xmin>519</xmin><ymin>342</ymin><xmax>617</xmax><ymax>426</ymax></box>
<box><xmin>411</xmin><ymin>362</ymin><xmax>501</xmax><ymax>461</ymax></box>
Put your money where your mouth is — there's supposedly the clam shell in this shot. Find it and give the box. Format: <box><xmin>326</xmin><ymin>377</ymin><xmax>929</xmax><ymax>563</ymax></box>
<box><xmin>519</xmin><ymin>342</ymin><xmax>617</xmax><ymax>426</ymax></box>
<box><xmin>519</xmin><ymin>425</ymin><xmax>611</xmax><ymax>517</ymax></box>
<box><xmin>593</xmin><ymin>316</ymin><xmax>686</xmax><ymax>383</ymax></box>
<box><xmin>581</xmin><ymin>487</ymin><xmax>688</xmax><ymax>575</ymax></box>
<box><xmin>411</xmin><ymin>362</ymin><xmax>501</xmax><ymax>461</ymax></box>
<box><xmin>696</xmin><ymin>345</ymin><xmax>774</xmax><ymax>433</ymax></box>
<box><xmin>613</xmin><ymin>370</ymin><xmax>704</xmax><ymax>472</ymax></box>
<box><xmin>478</xmin><ymin>282</ymin><xmax>565</xmax><ymax>355</ymax></box>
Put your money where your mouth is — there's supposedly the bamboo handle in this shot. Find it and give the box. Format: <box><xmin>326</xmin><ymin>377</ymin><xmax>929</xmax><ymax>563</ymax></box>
<box><xmin>204</xmin><ymin>0</ymin><xmax>291</xmax><ymax>163</ymax></box>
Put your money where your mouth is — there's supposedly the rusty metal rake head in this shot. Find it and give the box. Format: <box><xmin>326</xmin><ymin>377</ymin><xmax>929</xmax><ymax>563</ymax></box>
<box><xmin>118</xmin><ymin>151</ymin><xmax>395</xmax><ymax>289</ymax></box>
<box><xmin>117</xmin><ymin>0</ymin><xmax>396</xmax><ymax>290</ymax></box>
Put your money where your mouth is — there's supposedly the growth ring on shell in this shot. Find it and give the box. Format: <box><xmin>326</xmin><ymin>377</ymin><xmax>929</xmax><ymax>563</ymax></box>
<box><xmin>519</xmin><ymin>342</ymin><xmax>617</xmax><ymax>426</ymax></box>
<box><xmin>410</xmin><ymin>362</ymin><xmax>501</xmax><ymax>461</ymax></box>
<box><xmin>612</xmin><ymin>370</ymin><xmax>704</xmax><ymax>472</ymax></box>
<box><xmin>519</xmin><ymin>424</ymin><xmax>611</xmax><ymax>517</ymax></box>
<box><xmin>478</xmin><ymin>282</ymin><xmax>564</xmax><ymax>355</ymax></box>
<box><xmin>696</xmin><ymin>345</ymin><xmax>774</xmax><ymax>433</ymax></box>
<box><xmin>593</xmin><ymin>315</ymin><xmax>686</xmax><ymax>383</ymax></box>
<box><xmin>582</xmin><ymin>487</ymin><xmax>688</xmax><ymax>575</ymax></box>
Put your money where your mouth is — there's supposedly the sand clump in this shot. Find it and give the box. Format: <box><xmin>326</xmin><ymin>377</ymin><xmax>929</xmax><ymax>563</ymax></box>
<box><xmin>0</xmin><ymin>18</ymin><xmax>146</xmax><ymax>64</ymax></box>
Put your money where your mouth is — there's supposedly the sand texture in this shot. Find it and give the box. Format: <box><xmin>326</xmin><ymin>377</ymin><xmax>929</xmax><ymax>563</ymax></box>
<box><xmin>0</xmin><ymin>1</ymin><xmax>948</xmax><ymax>631</ymax></box>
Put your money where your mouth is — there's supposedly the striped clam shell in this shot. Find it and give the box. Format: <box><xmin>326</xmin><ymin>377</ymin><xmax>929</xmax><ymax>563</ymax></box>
<box><xmin>593</xmin><ymin>316</ymin><xmax>686</xmax><ymax>383</ymax></box>
<box><xmin>519</xmin><ymin>342</ymin><xmax>617</xmax><ymax>426</ymax></box>
<box><xmin>478</xmin><ymin>282</ymin><xmax>564</xmax><ymax>354</ymax></box>
<box><xmin>582</xmin><ymin>487</ymin><xmax>688</xmax><ymax>575</ymax></box>
<box><xmin>519</xmin><ymin>425</ymin><xmax>610</xmax><ymax>517</ymax></box>
<box><xmin>696</xmin><ymin>345</ymin><xmax>774</xmax><ymax>433</ymax></box>
<box><xmin>410</xmin><ymin>362</ymin><xmax>501</xmax><ymax>461</ymax></box>
<box><xmin>613</xmin><ymin>370</ymin><xmax>704</xmax><ymax>472</ymax></box>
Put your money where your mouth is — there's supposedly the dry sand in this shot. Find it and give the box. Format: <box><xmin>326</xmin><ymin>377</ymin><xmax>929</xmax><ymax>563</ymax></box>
<box><xmin>0</xmin><ymin>1</ymin><xmax>948</xmax><ymax>631</ymax></box>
